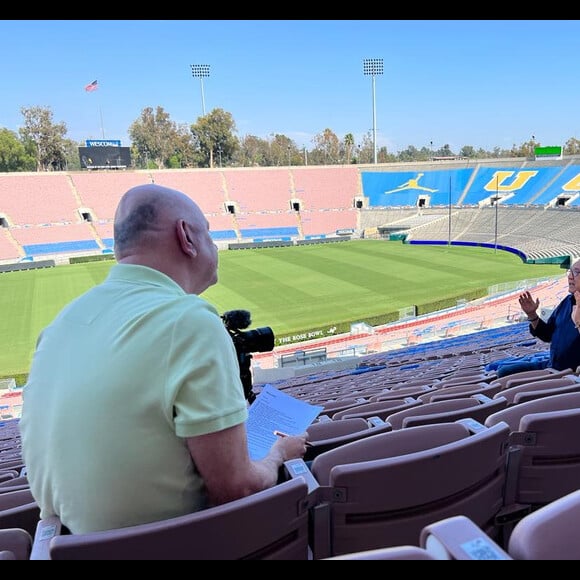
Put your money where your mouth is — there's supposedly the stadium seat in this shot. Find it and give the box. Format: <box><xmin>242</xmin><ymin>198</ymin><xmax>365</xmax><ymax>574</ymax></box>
<box><xmin>417</xmin><ymin>382</ymin><xmax>502</xmax><ymax>403</ymax></box>
<box><xmin>385</xmin><ymin>394</ymin><xmax>508</xmax><ymax>429</ymax></box>
<box><xmin>0</xmin><ymin>469</ymin><xmax>29</xmax><ymax>493</ymax></box>
<box><xmin>323</xmin><ymin>545</ymin><xmax>437</xmax><ymax>560</ymax></box>
<box><xmin>305</xmin><ymin>417</ymin><xmax>393</xmax><ymax>461</ymax></box>
<box><xmin>28</xmin><ymin>477</ymin><xmax>311</xmax><ymax>560</ymax></box>
<box><xmin>494</xmin><ymin>375</ymin><xmax>580</xmax><ymax>406</ymax></box>
<box><xmin>330</xmin><ymin>397</ymin><xmax>422</xmax><ymax>421</ymax></box>
<box><xmin>419</xmin><ymin>488</ymin><xmax>580</xmax><ymax>560</ymax></box>
<box><xmin>502</xmin><ymin>367</ymin><xmax>575</xmax><ymax>390</ymax></box>
<box><xmin>488</xmin><ymin>367</ymin><xmax>572</xmax><ymax>390</ymax></box>
<box><xmin>0</xmin><ymin>489</ymin><xmax>40</xmax><ymax>537</ymax></box>
<box><xmin>507</xmin><ymin>488</ymin><xmax>580</xmax><ymax>560</ymax></box>
<box><xmin>485</xmin><ymin>392</ymin><xmax>580</xmax><ymax>542</ymax></box>
<box><xmin>317</xmin><ymin>398</ymin><xmax>368</xmax><ymax>417</ymax></box>
<box><xmin>433</xmin><ymin>372</ymin><xmax>495</xmax><ymax>388</ymax></box>
<box><xmin>368</xmin><ymin>385</ymin><xmax>438</xmax><ymax>401</ymax></box>
<box><xmin>284</xmin><ymin>418</ymin><xmax>510</xmax><ymax>559</ymax></box>
<box><xmin>0</xmin><ymin>470</ymin><xmax>19</xmax><ymax>484</ymax></box>
<box><xmin>0</xmin><ymin>528</ymin><xmax>33</xmax><ymax>560</ymax></box>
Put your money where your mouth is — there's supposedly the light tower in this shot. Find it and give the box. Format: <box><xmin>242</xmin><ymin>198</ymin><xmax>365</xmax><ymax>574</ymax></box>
<box><xmin>363</xmin><ymin>58</ymin><xmax>384</xmax><ymax>164</ymax></box>
<box><xmin>190</xmin><ymin>64</ymin><xmax>210</xmax><ymax>115</ymax></box>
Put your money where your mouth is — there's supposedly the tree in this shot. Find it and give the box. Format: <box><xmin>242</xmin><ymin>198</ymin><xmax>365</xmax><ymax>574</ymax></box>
<box><xmin>310</xmin><ymin>128</ymin><xmax>340</xmax><ymax>165</ymax></box>
<box><xmin>190</xmin><ymin>108</ymin><xmax>238</xmax><ymax>168</ymax></box>
<box><xmin>268</xmin><ymin>134</ymin><xmax>295</xmax><ymax>167</ymax></box>
<box><xmin>398</xmin><ymin>145</ymin><xmax>421</xmax><ymax>163</ymax></box>
<box><xmin>129</xmin><ymin>106</ymin><xmax>189</xmax><ymax>169</ymax></box>
<box><xmin>459</xmin><ymin>145</ymin><xmax>476</xmax><ymax>158</ymax></box>
<box><xmin>343</xmin><ymin>133</ymin><xmax>355</xmax><ymax>164</ymax></box>
<box><xmin>0</xmin><ymin>128</ymin><xmax>34</xmax><ymax>172</ymax></box>
<box><xmin>564</xmin><ymin>138</ymin><xmax>580</xmax><ymax>156</ymax></box>
<box><xmin>357</xmin><ymin>132</ymin><xmax>374</xmax><ymax>164</ymax></box>
<box><xmin>19</xmin><ymin>106</ymin><xmax>68</xmax><ymax>171</ymax></box>
<box><xmin>236</xmin><ymin>135</ymin><xmax>270</xmax><ymax>167</ymax></box>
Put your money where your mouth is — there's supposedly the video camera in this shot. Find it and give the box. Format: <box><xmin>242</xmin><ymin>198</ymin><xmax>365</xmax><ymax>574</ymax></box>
<box><xmin>221</xmin><ymin>309</ymin><xmax>275</xmax><ymax>404</ymax></box>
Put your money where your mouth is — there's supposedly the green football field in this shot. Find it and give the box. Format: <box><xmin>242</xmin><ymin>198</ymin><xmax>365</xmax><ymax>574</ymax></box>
<box><xmin>0</xmin><ymin>240</ymin><xmax>563</xmax><ymax>377</ymax></box>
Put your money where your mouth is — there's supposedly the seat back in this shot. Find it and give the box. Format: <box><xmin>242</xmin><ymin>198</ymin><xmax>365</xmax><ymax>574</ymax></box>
<box><xmin>307</xmin><ymin>418</ymin><xmax>369</xmax><ymax>440</ymax></box>
<box><xmin>0</xmin><ymin>528</ymin><xmax>32</xmax><ymax>561</ymax></box>
<box><xmin>434</xmin><ymin>373</ymin><xmax>492</xmax><ymax>388</ymax></box>
<box><xmin>496</xmin><ymin>376</ymin><xmax>580</xmax><ymax>406</ymax></box>
<box><xmin>305</xmin><ymin>419</ymin><xmax>393</xmax><ymax>461</ymax></box>
<box><xmin>331</xmin><ymin>398</ymin><xmax>421</xmax><ymax>421</ymax></box>
<box><xmin>385</xmin><ymin>398</ymin><xmax>478</xmax><ymax>430</ymax></box>
<box><xmin>368</xmin><ymin>385</ymin><xmax>437</xmax><ymax>401</ymax></box>
<box><xmin>419</xmin><ymin>382</ymin><xmax>501</xmax><ymax>403</ymax></box>
<box><xmin>485</xmin><ymin>391</ymin><xmax>580</xmax><ymax>431</ymax></box>
<box><xmin>309</xmin><ymin>419</ymin><xmax>510</xmax><ymax>558</ymax></box>
<box><xmin>508</xmin><ymin>488</ymin><xmax>580</xmax><ymax>560</ymax></box>
<box><xmin>324</xmin><ymin>545</ymin><xmax>437</xmax><ymax>560</ymax></box>
<box><xmin>508</xmin><ymin>407</ymin><xmax>580</xmax><ymax>506</ymax></box>
<box><xmin>503</xmin><ymin>368</ymin><xmax>574</xmax><ymax>389</ymax></box>
<box><xmin>0</xmin><ymin>489</ymin><xmax>40</xmax><ymax>537</ymax></box>
<box><xmin>319</xmin><ymin>398</ymin><xmax>367</xmax><ymax>416</ymax></box>
<box><xmin>420</xmin><ymin>489</ymin><xmax>580</xmax><ymax>560</ymax></box>
<box><xmin>389</xmin><ymin>395</ymin><xmax>508</xmax><ymax>429</ymax></box>
<box><xmin>42</xmin><ymin>478</ymin><xmax>311</xmax><ymax>560</ymax></box>
<box><xmin>488</xmin><ymin>367</ymin><xmax>566</xmax><ymax>390</ymax></box>
<box><xmin>486</xmin><ymin>392</ymin><xmax>580</xmax><ymax>536</ymax></box>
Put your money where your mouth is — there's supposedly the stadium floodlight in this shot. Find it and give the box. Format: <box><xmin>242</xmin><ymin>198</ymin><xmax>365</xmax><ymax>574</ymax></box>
<box><xmin>190</xmin><ymin>64</ymin><xmax>210</xmax><ymax>116</ymax></box>
<box><xmin>363</xmin><ymin>58</ymin><xmax>383</xmax><ymax>164</ymax></box>
<box><xmin>494</xmin><ymin>175</ymin><xmax>500</xmax><ymax>252</ymax></box>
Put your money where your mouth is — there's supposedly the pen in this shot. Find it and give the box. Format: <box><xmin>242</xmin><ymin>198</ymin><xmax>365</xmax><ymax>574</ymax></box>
<box><xmin>273</xmin><ymin>430</ymin><xmax>290</xmax><ymax>438</ymax></box>
<box><xmin>273</xmin><ymin>430</ymin><xmax>312</xmax><ymax>446</ymax></box>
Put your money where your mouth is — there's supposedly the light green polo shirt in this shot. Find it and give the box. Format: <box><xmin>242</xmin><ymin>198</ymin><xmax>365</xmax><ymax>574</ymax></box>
<box><xmin>20</xmin><ymin>264</ymin><xmax>248</xmax><ymax>534</ymax></box>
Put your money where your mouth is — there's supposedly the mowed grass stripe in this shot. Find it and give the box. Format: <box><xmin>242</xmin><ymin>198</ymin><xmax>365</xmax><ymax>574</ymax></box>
<box><xmin>0</xmin><ymin>241</ymin><xmax>563</xmax><ymax>376</ymax></box>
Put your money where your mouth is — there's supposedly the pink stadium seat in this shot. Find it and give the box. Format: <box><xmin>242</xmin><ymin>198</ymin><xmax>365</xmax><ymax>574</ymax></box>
<box><xmin>324</xmin><ymin>545</ymin><xmax>437</xmax><ymax>560</ymax></box>
<box><xmin>29</xmin><ymin>478</ymin><xmax>311</xmax><ymax>560</ymax></box>
<box><xmin>331</xmin><ymin>398</ymin><xmax>422</xmax><ymax>421</ymax></box>
<box><xmin>284</xmin><ymin>418</ymin><xmax>510</xmax><ymax>559</ymax></box>
<box><xmin>0</xmin><ymin>528</ymin><xmax>32</xmax><ymax>560</ymax></box>
<box><xmin>494</xmin><ymin>375</ymin><xmax>580</xmax><ymax>406</ymax></box>
<box><xmin>418</xmin><ymin>382</ymin><xmax>502</xmax><ymax>403</ymax></box>
<box><xmin>305</xmin><ymin>417</ymin><xmax>393</xmax><ymax>461</ymax></box>
<box><xmin>485</xmin><ymin>392</ymin><xmax>580</xmax><ymax>543</ymax></box>
<box><xmin>385</xmin><ymin>395</ymin><xmax>507</xmax><ymax>429</ymax></box>
<box><xmin>0</xmin><ymin>489</ymin><xmax>40</xmax><ymax>537</ymax></box>
<box><xmin>419</xmin><ymin>488</ymin><xmax>580</xmax><ymax>560</ymax></box>
<box><xmin>488</xmin><ymin>367</ymin><xmax>572</xmax><ymax>390</ymax></box>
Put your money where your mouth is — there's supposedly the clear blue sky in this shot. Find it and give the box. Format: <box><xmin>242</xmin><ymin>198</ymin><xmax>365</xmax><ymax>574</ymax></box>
<box><xmin>2</xmin><ymin>19</ymin><xmax>580</xmax><ymax>154</ymax></box>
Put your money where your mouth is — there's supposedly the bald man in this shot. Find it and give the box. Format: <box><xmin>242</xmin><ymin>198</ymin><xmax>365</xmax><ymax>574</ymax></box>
<box><xmin>20</xmin><ymin>184</ymin><xmax>307</xmax><ymax>534</ymax></box>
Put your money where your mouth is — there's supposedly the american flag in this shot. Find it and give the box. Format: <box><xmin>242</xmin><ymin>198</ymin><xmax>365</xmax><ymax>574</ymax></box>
<box><xmin>85</xmin><ymin>80</ymin><xmax>98</xmax><ymax>92</ymax></box>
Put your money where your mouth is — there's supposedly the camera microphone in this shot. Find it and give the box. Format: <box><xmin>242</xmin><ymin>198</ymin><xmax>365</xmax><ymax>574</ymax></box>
<box><xmin>222</xmin><ymin>309</ymin><xmax>252</xmax><ymax>330</ymax></box>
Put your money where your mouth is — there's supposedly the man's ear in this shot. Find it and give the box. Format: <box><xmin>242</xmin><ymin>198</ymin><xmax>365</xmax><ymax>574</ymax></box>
<box><xmin>177</xmin><ymin>220</ymin><xmax>197</xmax><ymax>257</ymax></box>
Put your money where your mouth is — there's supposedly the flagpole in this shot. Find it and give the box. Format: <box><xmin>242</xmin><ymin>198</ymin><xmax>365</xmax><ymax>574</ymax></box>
<box><xmin>84</xmin><ymin>80</ymin><xmax>104</xmax><ymax>139</ymax></box>
<box><xmin>99</xmin><ymin>106</ymin><xmax>105</xmax><ymax>139</ymax></box>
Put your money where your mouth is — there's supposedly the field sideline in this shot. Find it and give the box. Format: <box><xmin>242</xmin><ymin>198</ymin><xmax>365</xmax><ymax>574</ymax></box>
<box><xmin>0</xmin><ymin>240</ymin><xmax>563</xmax><ymax>377</ymax></box>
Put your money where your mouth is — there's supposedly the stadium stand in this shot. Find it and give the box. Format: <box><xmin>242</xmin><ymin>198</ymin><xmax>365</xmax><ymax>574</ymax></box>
<box><xmin>2</xmin><ymin>159</ymin><xmax>580</xmax><ymax>262</ymax></box>
<box><xmin>4</xmin><ymin>159</ymin><xmax>580</xmax><ymax>558</ymax></box>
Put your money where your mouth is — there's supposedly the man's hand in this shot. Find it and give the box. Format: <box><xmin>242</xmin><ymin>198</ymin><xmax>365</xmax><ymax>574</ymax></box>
<box><xmin>518</xmin><ymin>290</ymin><xmax>540</xmax><ymax>318</ymax></box>
<box><xmin>271</xmin><ymin>432</ymin><xmax>309</xmax><ymax>461</ymax></box>
<box><xmin>572</xmin><ymin>291</ymin><xmax>580</xmax><ymax>328</ymax></box>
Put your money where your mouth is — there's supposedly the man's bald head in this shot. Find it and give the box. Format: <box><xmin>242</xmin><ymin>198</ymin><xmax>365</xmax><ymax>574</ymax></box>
<box><xmin>112</xmin><ymin>183</ymin><xmax>218</xmax><ymax>294</ymax></box>
<box><xmin>114</xmin><ymin>184</ymin><xmax>201</xmax><ymax>259</ymax></box>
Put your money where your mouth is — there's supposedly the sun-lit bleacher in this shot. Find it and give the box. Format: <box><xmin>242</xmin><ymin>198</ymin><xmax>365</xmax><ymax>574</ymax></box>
<box><xmin>2</xmin><ymin>158</ymin><xmax>580</xmax><ymax>261</ymax></box>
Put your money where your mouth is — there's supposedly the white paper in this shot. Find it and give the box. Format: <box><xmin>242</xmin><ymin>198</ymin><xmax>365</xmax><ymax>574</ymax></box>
<box><xmin>246</xmin><ymin>384</ymin><xmax>323</xmax><ymax>461</ymax></box>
